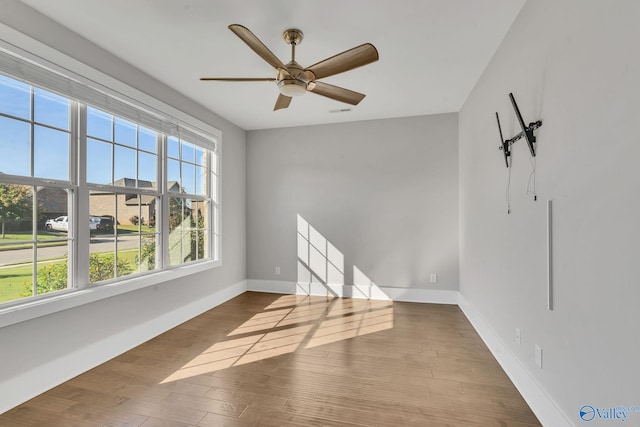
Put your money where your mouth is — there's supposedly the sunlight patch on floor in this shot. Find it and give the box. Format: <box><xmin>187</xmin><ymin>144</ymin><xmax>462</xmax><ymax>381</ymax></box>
<box><xmin>160</xmin><ymin>295</ymin><xmax>393</xmax><ymax>384</ymax></box>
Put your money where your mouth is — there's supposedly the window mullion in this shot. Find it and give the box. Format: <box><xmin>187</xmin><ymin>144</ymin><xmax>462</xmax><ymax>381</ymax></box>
<box><xmin>30</xmin><ymin>86</ymin><xmax>35</xmax><ymax>178</ymax></box>
<box><xmin>160</xmin><ymin>134</ymin><xmax>169</xmax><ymax>269</ymax></box>
<box><xmin>209</xmin><ymin>150</ymin><xmax>215</xmax><ymax>261</ymax></box>
<box><xmin>31</xmin><ymin>185</ymin><xmax>37</xmax><ymax>297</ymax></box>
<box><xmin>76</xmin><ymin>103</ymin><xmax>89</xmax><ymax>289</ymax></box>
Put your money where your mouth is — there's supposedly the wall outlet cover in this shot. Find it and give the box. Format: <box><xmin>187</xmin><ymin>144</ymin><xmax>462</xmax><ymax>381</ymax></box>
<box><xmin>535</xmin><ymin>344</ymin><xmax>543</xmax><ymax>369</ymax></box>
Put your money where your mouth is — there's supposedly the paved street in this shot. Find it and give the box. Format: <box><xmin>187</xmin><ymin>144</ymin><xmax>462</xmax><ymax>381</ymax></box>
<box><xmin>0</xmin><ymin>235</ymin><xmax>140</xmax><ymax>266</ymax></box>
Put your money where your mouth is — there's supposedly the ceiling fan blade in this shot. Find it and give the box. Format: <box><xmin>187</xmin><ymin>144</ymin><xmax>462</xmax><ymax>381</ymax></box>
<box><xmin>229</xmin><ymin>24</ymin><xmax>287</xmax><ymax>71</ymax></box>
<box><xmin>307</xmin><ymin>81</ymin><xmax>366</xmax><ymax>105</ymax></box>
<box><xmin>304</xmin><ymin>43</ymin><xmax>379</xmax><ymax>80</ymax></box>
<box><xmin>200</xmin><ymin>77</ymin><xmax>276</xmax><ymax>82</ymax></box>
<box><xmin>274</xmin><ymin>94</ymin><xmax>292</xmax><ymax>111</ymax></box>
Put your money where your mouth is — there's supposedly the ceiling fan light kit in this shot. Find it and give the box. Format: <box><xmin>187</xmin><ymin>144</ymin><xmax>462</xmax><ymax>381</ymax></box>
<box><xmin>200</xmin><ymin>24</ymin><xmax>379</xmax><ymax>111</ymax></box>
<box><xmin>277</xmin><ymin>79</ymin><xmax>307</xmax><ymax>97</ymax></box>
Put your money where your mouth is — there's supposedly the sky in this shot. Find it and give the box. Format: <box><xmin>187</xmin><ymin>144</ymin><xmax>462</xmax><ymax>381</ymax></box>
<box><xmin>0</xmin><ymin>74</ymin><xmax>207</xmax><ymax>195</ymax></box>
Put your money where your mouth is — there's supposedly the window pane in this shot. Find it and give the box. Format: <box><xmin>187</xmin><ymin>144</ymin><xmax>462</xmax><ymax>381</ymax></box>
<box><xmin>0</xmin><ymin>116</ymin><xmax>30</xmax><ymax>177</ymax></box>
<box><xmin>139</xmin><ymin>127</ymin><xmax>156</xmax><ymax>153</ymax></box>
<box><xmin>182</xmin><ymin>141</ymin><xmax>195</xmax><ymax>163</ymax></box>
<box><xmin>138</xmin><ymin>151</ymin><xmax>156</xmax><ymax>184</ymax></box>
<box><xmin>34</xmin><ymin>89</ymin><xmax>70</xmax><ymax>130</ymax></box>
<box><xmin>0</xmin><ymin>246</ymin><xmax>33</xmax><ymax>303</ymax></box>
<box><xmin>119</xmin><ymin>193</ymin><xmax>141</xmax><ymax>230</ymax></box>
<box><xmin>168</xmin><ymin>197</ymin><xmax>183</xmax><ymax>234</ymax></box>
<box><xmin>89</xmin><ymin>192</ymin><xmax>118</xmax><ymax>284</ymax></box>
<box><xmin>114</xmin><ymin>117</ymin><xmax>136</xmax><ymax>148</ymax></box>
<box><xmin>194</xmin><ymin>200</ymin><xmax>208</xmax><ymax>260</ymax></box>
<box><xmin>195</xmin><ymin>166</ymin><xmax>205</xmax><ymax>196</ymax></box>
<box><xmin>169</xmin><ymin>236</ymin><xmax>183</xmax><ymax>266</ymax></box>
<box><xmin>183</xmin><ymin>230</ymin><xmax>195</xmax><ymax>263</ymax></box>
<box><xmin>0</xmin><ymin>74</ymin><xmax>30</xmax><ymax>120</ymax></box>
<box><xmin>0</xmin><ymin>184</ymin><xmax>34</xmax><ymax>303</ymax></box>
<box><xmin>182</xmin><ymin>163</ymin><xmax>195</xmax><ymax>194</ymax></box>
<box><xmin>195</xmin><ymin>200</ymin><xmax>209</xmax><ymax>231</ymax></box>
<box><xmin>0</xmin><ymin>183</ymin><xmax>33</xmax><ymax>231</ymax></box>
<box><xmin>167</xmin><ymin>159</ymin><xmax>180</xmax><ymax>192</ymax></box>
<box><xmin>39</xmin><ymin>187</ymin><xmax>68</xmax><ymax>231</ymax></box>
<box><xmin>114</xmin><ymin>145</ymin><xmax>136</xmax><ymax>184</ymax></box>
<box><xmin>184</xmin><ymin>199</ymin><xmax>194</xmax><ymax>231</ymax></box>
<box><xmin>168</xmin><ymin>196</ymin><xmax>183</xmax><ymax>266</ymax></box>
<box><xmin>87</xmin><ymin>138</ymin><xmax>112</xmax><ymax>185</ymax></box>
<box><xmin>37</xmin><ymin>242</ymin><xmax>69</xmax><ymax>296</ymax></box>
<box><xmin>139</xmin><ymin>234</ymin><xmax>156</xmax><ymax>272</ymax></box>
<box><xmin>195</xmin><ymin>146</ymin><xmax>206</xmax><ymax>166</ymax></box>
<box><xmin>34</xmin><ymin>126</ymin><xmax>69</xmax><ymax>181</ymax></box>
<box><xmin>167</xmin><ymin>136</ymin><xmax>180</xmax><ymax>159</ymax></box>
<box><xmin>89</xmin><ymin>190</ymin><xmax>115</xmax><ymax>234</ymax></box>
<box><xmin>116</xmin><ymin>246</ymin><xmax>136</xmax><ymax>278</ymax></box>
<box><xmin>87</xmin><ymin>107</ymin><xmax>112</xmax><ymax>141</ymax></box>
<box><xmin>89</xmin><ymin>237</ymin><xmax>116</xmax><ymax>284</ymax></box>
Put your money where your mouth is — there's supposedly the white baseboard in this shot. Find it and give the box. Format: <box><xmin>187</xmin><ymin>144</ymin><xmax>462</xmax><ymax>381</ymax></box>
<box><xmin>458</xmin><ymin>295</ymin><xmax>573</xmax><ymax>427</ymax></box>
<box><xmin>246</xmin><ymin>279</ymin><xmax>297</xmax><ymax>294</ymax></box>
<box><xmin>0</xmin><ymin>280</ymin><xmax>247</xmax><ymax>415</ymax></box>
<box><xmin>247</xmin><ymin>279</ymin><xmax>459</xmax><ymax>304</ymax></box>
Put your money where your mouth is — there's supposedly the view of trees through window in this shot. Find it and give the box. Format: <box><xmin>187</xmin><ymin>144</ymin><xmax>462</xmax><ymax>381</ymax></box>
<box><xmin>0</xmin><ymin>71</ymin><xmax>216</xmax><ymax>305</ymax></box>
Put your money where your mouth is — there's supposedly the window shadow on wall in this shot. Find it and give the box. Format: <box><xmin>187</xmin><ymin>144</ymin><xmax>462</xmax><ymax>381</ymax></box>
<box><xmin>296</xmin><ymin>214</ymin><xmax>390</xmax><ymax>300</ymax></box>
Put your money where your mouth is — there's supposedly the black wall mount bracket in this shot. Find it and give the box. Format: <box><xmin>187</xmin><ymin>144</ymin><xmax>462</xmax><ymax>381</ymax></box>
<box><xmin>496</xmin><ymin>93</ymin><xmax>542</xmax><ymax>167</ymax></box>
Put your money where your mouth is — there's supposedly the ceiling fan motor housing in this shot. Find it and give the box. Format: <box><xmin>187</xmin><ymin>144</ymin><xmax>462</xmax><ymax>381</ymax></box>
<box><xmin>277</xmin><ymin>61</ymin><xmax>309</xmax><ymax>96</ymax></box>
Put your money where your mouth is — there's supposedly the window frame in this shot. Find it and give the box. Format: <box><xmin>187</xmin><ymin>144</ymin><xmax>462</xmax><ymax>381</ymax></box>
<box><xmin>0</xmin><ymin>33</ymin><xmax>222</xmax><ymax>328</ymax></box>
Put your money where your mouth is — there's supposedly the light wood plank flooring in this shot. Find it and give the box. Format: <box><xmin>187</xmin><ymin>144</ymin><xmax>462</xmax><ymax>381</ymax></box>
<box><xmin>0</xmin><ymin>292</ymin><xmax>541</xmax><ymax>426</ymax></box>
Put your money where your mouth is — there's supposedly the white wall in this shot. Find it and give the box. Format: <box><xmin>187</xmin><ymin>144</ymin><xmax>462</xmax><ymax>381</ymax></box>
<box><xmin>0</xmin><ymin>2</ymin><xmax>247</xmax><ymax>413</ymax></box>
<box><xmin>247</xmin><ymin>114</ymin><xmax>459</xmax><ymax>297</ymax></box>
<box><xmin>459</xmin><ymin>0</ymin><xmax>640</xmax><ymax>425</ymax></box>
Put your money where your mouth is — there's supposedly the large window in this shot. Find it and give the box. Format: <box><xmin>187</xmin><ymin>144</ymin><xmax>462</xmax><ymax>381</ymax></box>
<box><xmin>0</xmin><ymin>68</ymin><xmax>219</xmax><ymax>307</ymax></box>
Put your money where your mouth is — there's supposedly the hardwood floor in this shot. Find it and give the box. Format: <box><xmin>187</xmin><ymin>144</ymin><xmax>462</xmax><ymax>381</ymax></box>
<box><xmin>0</xmin><ymin>292</ymin><xmax>541</xmax><ymax>426</ymax></box>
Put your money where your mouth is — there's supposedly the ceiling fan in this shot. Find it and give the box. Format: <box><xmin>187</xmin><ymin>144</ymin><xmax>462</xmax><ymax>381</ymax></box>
<box><xmin>200</xmin><ymin>24</ymin><xmax>379</xmax><ymax>111</ymax></box>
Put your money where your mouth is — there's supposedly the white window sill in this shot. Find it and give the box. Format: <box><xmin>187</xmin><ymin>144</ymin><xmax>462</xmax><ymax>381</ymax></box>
<box><xmin>0</xmin><ymin>259</ymin><xmax>221</xmax><ymax>329</ymax></box>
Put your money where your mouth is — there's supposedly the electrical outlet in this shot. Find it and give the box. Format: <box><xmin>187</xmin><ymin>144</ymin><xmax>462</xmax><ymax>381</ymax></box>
<box><xmin>535</xmin><ymin>345</ymin><xmax>543</xmax><ymax>369</ymax></box>
<box><xmin>515</xmin><ymin>328</ymin><xmax>521</xmax><ymax>346</ymax></box>
<box><xmin>430</xmin><ymin>273</ymin><xmax>438</xmax><ymax>283</ymax></box>
<box><xmin>275</xmin><ymin>266</ymin><xmax>280</xmax><ymax>275</ymax></box>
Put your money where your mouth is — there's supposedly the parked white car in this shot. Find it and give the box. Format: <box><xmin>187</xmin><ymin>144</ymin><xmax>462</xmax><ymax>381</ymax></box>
<box><xmin>44</xmin><ymin>216</ymin><xmax>99</xmax><ymax>232</ymax></box>
<box><xmin>44</xmin><ymin>216</ymin><xmax>69</xmax><ymax>232</ymax></box>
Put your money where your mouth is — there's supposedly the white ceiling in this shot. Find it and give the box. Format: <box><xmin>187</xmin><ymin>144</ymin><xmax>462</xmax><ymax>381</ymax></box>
<box><xmin>21</xmin><ymin>0</ymin><xmax>525</xmax><ymax>131</ymax></box>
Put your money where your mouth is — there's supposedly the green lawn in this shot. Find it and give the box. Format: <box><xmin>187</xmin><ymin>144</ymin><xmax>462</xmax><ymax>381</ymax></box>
<box><xmin>117</xmin><ymin>224</ymin><xmax>155</xmax><ymax>234</ymax></box>
<box><xmin>0</xmin><ymin>248</ymin><xmax>142</xmax><ymax>304</ymax></box>
<box><xmin>0</xmin><ymin>264</ymin><xmax>33</xmax><ymax>303</ymax></box>
<box><xmin>0</xmin><ymin>231</ymin><xmax>62</xmax><ymax>241</ymax></box>
<box><xmin>0</xmin><ymin>231</ymin><xmax>67</xmax><ymax>251</ymax></box>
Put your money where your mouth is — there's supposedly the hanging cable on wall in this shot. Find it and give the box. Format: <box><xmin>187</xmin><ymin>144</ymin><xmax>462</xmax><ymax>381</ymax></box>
<box><xmin>526</xmin><ymin>155</ymin><xmax>537</xmax><ymax>201</ymax></box>
<box><xmin>506</xmin><ymin>161</ymin><xmax>512</xmax><ymax>214</ymax></box>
